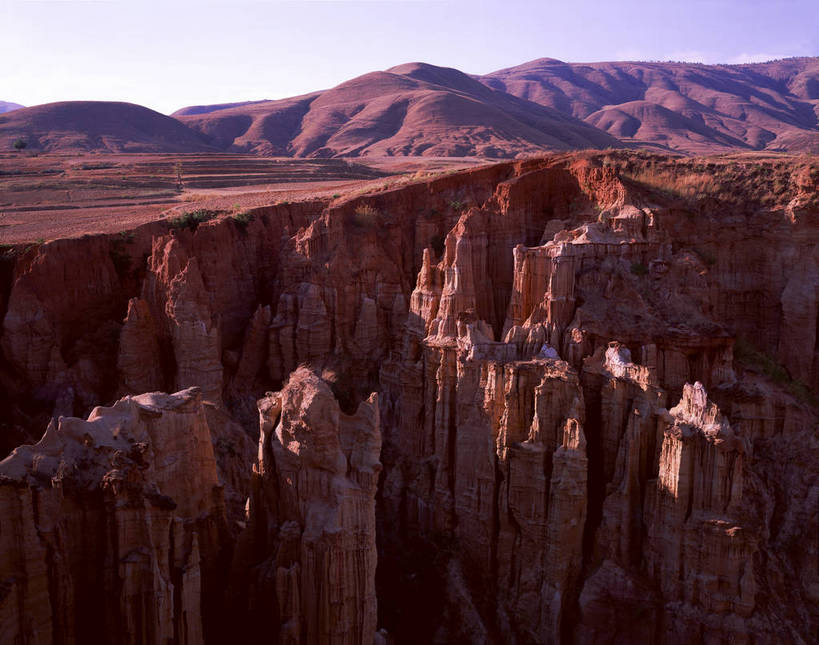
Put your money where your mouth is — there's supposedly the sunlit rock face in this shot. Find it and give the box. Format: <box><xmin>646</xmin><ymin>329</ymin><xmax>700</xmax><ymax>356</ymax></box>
<box><xmin>0</xmin><ymin>153</ymin><xmax>816</xmax><ymax>643</ymax></box>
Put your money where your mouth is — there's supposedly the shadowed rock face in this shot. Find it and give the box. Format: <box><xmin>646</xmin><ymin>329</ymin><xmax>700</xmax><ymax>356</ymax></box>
<box><xmin>0</xmin><ymin>388</ymin><xmax>227</xmax><ymax>645</ymax></box>
<box><xmin>0</xmin><ymin>152</ymin><xmax>817</xmax><ymax>643</ymax></box>
<box><xmin>237</xmin><ymin>367</ymin><xmax>381</xmax><ymax>644</ymax></box>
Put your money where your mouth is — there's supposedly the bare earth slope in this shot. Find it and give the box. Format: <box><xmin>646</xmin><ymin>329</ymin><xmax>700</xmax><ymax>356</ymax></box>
<box><xmin>172</xmin><ymin>100</ymin><xmax>270</xmax><ymax>116</ymax></box>
<box><xmin>480</xmin><ymin>57</ymin><xmax>819</xmax><ymax>154</ymax></box>
<box><xmin>176</xmin><ymin>62</ymin><xmax>623</xmax><ymax>157</ymax></box>
<box><xmin>0</xmin><ymin>101</ymin><xmax>215</xmax><ymax>153</ymax></box>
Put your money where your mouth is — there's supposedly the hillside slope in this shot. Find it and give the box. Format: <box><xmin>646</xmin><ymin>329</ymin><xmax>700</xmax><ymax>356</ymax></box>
<box><xmin>176</xmin><ymin>62</ymin><xmax>622</xmax><ymax>157</ymax></box>
<box><xmin>0</xmin><ymin>101</ymin><xmax>214</xmax><ymax>153</ymax></box>
<box><xmin>480</xmin><ymin>57</ymin><xmax>819</xmax><ymax>154</ymax></box>
<box><xmin>0</xmin><ymin>101</ymin><xmax>23</xmax><ymax>114</ymax></box>
<box><xmin>172</xmin><ymin>99</ymin><xmax>270</xmax><ymax>116</ymax></box>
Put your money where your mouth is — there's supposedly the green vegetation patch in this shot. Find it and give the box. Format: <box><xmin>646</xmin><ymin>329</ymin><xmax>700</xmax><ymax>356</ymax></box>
<box><xmin>167</xmin><ymin>209</ymin><xmax>220</xmax><ymax>231</ymax></box>
<box><xmin>232</xmin><ymin>210</ymin><xmax>255</xmax><ymax>230</ymax></box>
<box><xmin>630</xmin><ymin>262</ymin><xmax>649</xmax><ymax>276</ymax></box>
<box><xmin>351</xmin><ymin>204</ymin><xmax>382</xmax><ymax>229</ymax></box>
<box><xmin>734</xmin><ymin>338</ymin><xmax>818</xmax><ymax>406</ymax></box>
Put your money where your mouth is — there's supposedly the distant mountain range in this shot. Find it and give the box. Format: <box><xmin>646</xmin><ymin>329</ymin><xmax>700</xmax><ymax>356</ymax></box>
<box><xmin>0</xmin><ymin>101</ymin><xmax>24</xmax><ymax>114</ymax></box>
<box><xmin>480</xmin><ymin>57</ymin><xmax>819</xmax><ymax>154</ymax></box>
<box><xmin>2</xmin><ymin>56</ymin><xmax>818</xmax><ymax>156</ymax></box>
<box><xmin>0</xmin><ymin>101</ymin><xmax>213</xmax><ymax>153</ymax></box>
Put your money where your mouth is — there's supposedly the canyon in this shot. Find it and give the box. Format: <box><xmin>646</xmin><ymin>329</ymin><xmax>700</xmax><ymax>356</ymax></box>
<box><xmin>0</xmin><ymin>151</ymin><xmax>817</xmax><ymax>643</ymax></box>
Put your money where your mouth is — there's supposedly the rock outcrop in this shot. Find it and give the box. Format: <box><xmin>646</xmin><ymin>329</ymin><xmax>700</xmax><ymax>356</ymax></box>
<box><xmin>0</xmin><ymin>388</ymin><xmax>227</xmax><ymax>645</ymax></box>
<box><xmin>233</xmin><ymin>367</ymin><xmax>381</xmax><ymax>644</ymax></box>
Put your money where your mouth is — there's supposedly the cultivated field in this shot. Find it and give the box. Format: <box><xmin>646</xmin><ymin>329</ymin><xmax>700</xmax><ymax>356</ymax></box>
<box><xmin>0</xmin><ymin>153</ymin><xmax>484</xmax><ymax>243</ymax></box>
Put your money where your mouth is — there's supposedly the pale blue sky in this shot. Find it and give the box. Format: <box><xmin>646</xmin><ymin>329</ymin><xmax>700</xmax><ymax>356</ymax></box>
<box><xmin>2</xmin><ymin>0</ymin><xmax>817</xmax><ymax>114</ymax></box>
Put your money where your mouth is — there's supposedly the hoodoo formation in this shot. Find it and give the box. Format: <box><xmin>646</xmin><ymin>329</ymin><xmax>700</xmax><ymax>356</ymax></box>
<box><xmin>1</xmin><ymin>151</ymin><xmax>817</xmax><ymax>644</ymax></box>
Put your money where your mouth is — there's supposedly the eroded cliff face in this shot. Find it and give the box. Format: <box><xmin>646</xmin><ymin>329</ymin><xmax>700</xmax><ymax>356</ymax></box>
<box><xmin>0</xmin><ymin>388</ymin><xmax>227</xmax><ymax>645</ymax></box>
<box><xmin>232</xmin><ymin>367</ymin><xmax>381</xmax><ymax>644</ymax></box>
<box><xmin>0</xmin><ymin>153</ymin><xmax>817</xmax><ymax>644</ymax></box>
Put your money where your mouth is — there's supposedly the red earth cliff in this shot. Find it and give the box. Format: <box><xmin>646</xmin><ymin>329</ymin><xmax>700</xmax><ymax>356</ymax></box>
<box><xmin>0</xmin><ymin>388</ymin><xmax>227</xmax><ymax>644</ymax></box>
<box><xmin>0</xmin><ymin>151</ymin><xmax>817</xmax><ymax>643</ymax></box>
<box><xmin>230</xmin><ymin>367</ymin><xmax>381</xmax><ymax>643</ymax></box>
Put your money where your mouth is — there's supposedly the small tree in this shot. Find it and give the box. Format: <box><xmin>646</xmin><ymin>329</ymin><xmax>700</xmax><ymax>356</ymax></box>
<box><xmin>13</xmin><ymin>138</ymin><xmax>27</xmax><ymax>151</ymax></box>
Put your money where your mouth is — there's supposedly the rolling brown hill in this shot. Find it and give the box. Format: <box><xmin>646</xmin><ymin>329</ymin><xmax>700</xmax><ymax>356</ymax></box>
<box><xmin>174</xmin><ymin>62</ymin><xmax>623</xmax><ymax>157</ymax></box>
<box><xmin>6</xmin><ymin>58</ymin><xmax>819</xmax><ymax>156</ymax></box>
<box><xmin>0</xmin><ymin>101</ymin><xmax>214</xmax><ymax>153</ymax></box>
<box><xmin>479</xmin><ymin>57</ymin><xmax>819</xmax><ymax>154</ymax></box>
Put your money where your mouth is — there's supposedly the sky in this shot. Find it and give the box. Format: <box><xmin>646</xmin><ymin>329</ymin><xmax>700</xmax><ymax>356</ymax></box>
<box><xmin>2</xmin><ymin>0</ymin><xmax>817</xmax><ymax>114</ymax></box>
